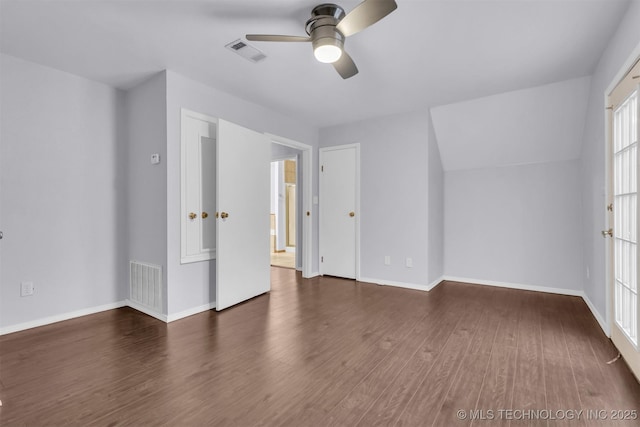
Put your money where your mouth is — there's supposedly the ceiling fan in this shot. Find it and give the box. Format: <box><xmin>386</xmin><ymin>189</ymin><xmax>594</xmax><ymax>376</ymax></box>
<box><xmin>246</xmin><ymin>0</ymin><xmax>398</xmax><ymax>79</ymax></box>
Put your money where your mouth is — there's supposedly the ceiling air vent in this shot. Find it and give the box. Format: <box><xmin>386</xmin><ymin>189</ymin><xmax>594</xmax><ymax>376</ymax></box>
<box><xmin>225</xmin><ymin>39</ymin><xmax>267</xmax><ymax>63</ymax></box>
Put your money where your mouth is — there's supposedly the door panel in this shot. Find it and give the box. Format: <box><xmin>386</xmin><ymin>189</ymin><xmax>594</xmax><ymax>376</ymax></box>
<box><xmin>608</xmin><ymin>58</ymin><xmax>640</xmax><ymax>380</ymax></box>
<box><xmin>320</xmin><ymin>145</ymin><xmax>358</xmax><ymax>279</ymax></box>
<box><xmin>201</xmin><ymin>136</ymin><xmax>216</xmax><ymax>252</ymax></box>
<box><xmin>181</xmin><ymin>111</ymin><xmax>216</xmax><ymax>263</ymax></box>
<box><xmin>216</xmin><ymin>120</ymin><xmax>270</xmax><ymax>311</ymax></box>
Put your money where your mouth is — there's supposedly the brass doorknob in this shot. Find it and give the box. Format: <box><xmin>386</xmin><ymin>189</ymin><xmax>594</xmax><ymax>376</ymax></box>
<box><xmin>188</xmin><ymin>212</ymin><xmax>197</xmax><ymax>220</ymax></box>
<box><xmin>349</xmin><ymin>212</ymin><xmax>355</xmax><ymax>217</ymax></box>
<box><xmin>221</xmin><ymin>212</ymin><xmax>229</xmax><ymax>219</ymax></box>
<box><xmin>601</xmin><ymin>228</ymin><xmax>613</xmax><ymax>238</ymax></box>
<box><xmin>202</xmin><ymin>212</ymin><xmax>209</xmax><ymax>219</ymax></box>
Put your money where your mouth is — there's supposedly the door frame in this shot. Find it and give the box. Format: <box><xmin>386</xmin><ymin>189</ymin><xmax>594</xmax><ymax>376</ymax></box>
<box><xmin>266</xmin><ymin>133</ymin><xmax>314</xmax><ymax>278</ymax></box>
<box><xmin>605</xmin><ymin>40</ymin><xmax>640</xmax><ymax>338</ymax></box>
<box><xmin>319</xmin><ymin>143</ymin><xmax>361</xmax><ymax>281</ymax></box>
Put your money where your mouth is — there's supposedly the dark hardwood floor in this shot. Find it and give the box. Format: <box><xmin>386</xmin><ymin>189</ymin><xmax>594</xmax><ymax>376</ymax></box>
<box><xmin>1</xmin><ymin>268</ymin><xmax>639</xmax><ymax>426</ymax></box>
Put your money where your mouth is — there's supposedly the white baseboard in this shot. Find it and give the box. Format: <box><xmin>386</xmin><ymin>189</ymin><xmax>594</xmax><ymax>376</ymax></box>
<box><xmin>358</xmin><ymin>277</ymin><xmax>433</xmax><ymax>292</ymax></box>
<box><xmin>305</xmin><ymin>271</ymin><xmax>320</xmax><ymax>278</ymax></box>
<box><xmin>126</xmin><ymin>299</ymin><xmax>168</xmax><ymax>323</ymax></box>
<box><xmin>128</xmin><ymin>301</ymin><xmax>216</xmax><ymax>323</ymax></box>
<box><xmin>166</xmin><ymin>302</ymin><xmax>216</xmax><ymax>322</ymax></box>
<box><xmin>580</xmin><ymin>292</ymin><xmax>610</xmax><ymax>337</ymax></box>
<box><xmin>427</xmin><ymin>276</ymin><xmax>445</xmax><ymax>291</ymax></box>
<box><xmin>2</xmin><ymin>299</ymin><xmax>217</xmax><ymax>335</ymax></box>
<box><xmin>442</xmin><ymin>276</ymin><xmax>584</xmax><ymax>297</ymax></box>
<box><xmin>0</xmin><ymin>301</ymin><xmax>126</xmax><ymax>336</ymax></box>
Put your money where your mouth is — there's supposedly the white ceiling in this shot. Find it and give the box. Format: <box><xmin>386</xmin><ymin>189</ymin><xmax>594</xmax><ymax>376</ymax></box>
<box><xmin>0</xmin><ymin>0</ymin><xmax>630</xmax><ymax>128</ymax></box>
<box><xmin>431</xmin><ymin>76</ymin><xmax>591</xmax><ymax>171</ymax></box>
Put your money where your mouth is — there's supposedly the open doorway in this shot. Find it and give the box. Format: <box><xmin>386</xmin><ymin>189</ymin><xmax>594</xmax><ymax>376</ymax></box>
<box><xmin>270</xmin><ymin>157</ymin><xmax>298</xmax><ymax>268</ymax></box>
<box><xmin>268</xmin><ymin>134</ymin><xmax>313</xmax><ymax>278</ymax></box>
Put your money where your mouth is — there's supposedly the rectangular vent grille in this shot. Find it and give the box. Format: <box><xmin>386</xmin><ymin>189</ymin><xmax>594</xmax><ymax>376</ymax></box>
<box><xmin>230</xmin><ymin>41</ymin><xmax>246</xmax><ymax>50</ymax></box>
<box><xmin>130</xmin><ymin>261</ymin><xmax>162</xmax><ymax>312</ymax></box>
<box><xmin>225</xmin><ymin>39</ymin><xmax>267</xmax><ymax>63</ymax></box>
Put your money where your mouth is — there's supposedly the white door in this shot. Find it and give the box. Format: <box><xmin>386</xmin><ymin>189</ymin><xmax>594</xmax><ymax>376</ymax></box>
<box><xmin>216</xmin><ymin>119</ymin><xmax>271</xmax><ymax>311</ymax></box>
<box><xmin>607</xmin><ymin>58</ymin><xmax>640</xmax><ymax>379</ymax></box>
<box><xmin>181</xmin><ymin>110</ymin><xmax>216</xmax><ymax>264</ymax></box>
<box><xmin>319</xmin><ymin>144</ymin><xmax>359</xmax><ymax>279</ymax></box>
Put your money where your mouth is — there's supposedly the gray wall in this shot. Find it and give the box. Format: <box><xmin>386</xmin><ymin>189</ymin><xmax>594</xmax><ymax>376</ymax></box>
<box><xmin>125</xmin><ymin>71</ymin><xmax>168</xmax><ymax>313</ymax></box>
<box><xmin>580</xmin><ymin>0</ymin><xmax>640</xmax><ymax>322</ymax></box>
<box><xmin>444</xmin><ymin>160</ymin><xmax>583</xmax><ymax>292</ymax></box>
<box><xmin>432</xmin><ymin>74</ymin><xmax>596</xmax><ymax>296</ymax></box>
<box><xmin>431</xmin><ymin>77</ymin><xmax>591</xmax><ymax>171</ymax></box>
<box><xmin>319</xmin><ymin>110</ymin><xmax>431</xmax><ymax>287</ymax></box>
<box><xmin>271</xmin><ymin>143</ymin><xmax>301</xmax><ymax>160</ymax></box>
<box><xmin>427</xmin><ymin>113</ymin><xmax>444</xmax><ymax>284</ymax></box>
<box><xmin>0</xmin><ymin>54</ymin><xmax>126</xmax><ymax>329</ymax></box>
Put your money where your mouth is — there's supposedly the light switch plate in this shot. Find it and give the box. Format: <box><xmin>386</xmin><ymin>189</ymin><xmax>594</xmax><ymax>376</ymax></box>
<box><xmin>21</xmin><ymin>281</ymin><xmax>34</xmax><ymax>297</ymax></box>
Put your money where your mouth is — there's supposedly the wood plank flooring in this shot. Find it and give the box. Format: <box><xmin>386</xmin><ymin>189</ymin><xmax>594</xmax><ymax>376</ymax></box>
<box><xmin>1</xmin><ymin>268</ymin><xmax>639</xmax><ymax>426</ymax></box>
<box><xmin>271</xmin><ymin>251</ymin><xmax>295</xmax><ymax>269</ymax></box>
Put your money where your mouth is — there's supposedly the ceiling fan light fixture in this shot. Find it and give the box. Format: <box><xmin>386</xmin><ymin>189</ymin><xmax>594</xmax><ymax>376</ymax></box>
<box><xmin>245</xmin><ymin>0</ymin><xmax>398</xmax><ymax>78</ymax></box>
<box><xmin>314</xmin><ymin>43</ymin><xmax>342</xmax><ymax>63</ymax></box>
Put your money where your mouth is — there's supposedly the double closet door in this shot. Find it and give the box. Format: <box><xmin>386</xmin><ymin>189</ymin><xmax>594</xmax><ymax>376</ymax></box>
<box><xmin>181</xmin><ymin>110</ymin><xmax>270</xmax><ymax>311</ymax></box>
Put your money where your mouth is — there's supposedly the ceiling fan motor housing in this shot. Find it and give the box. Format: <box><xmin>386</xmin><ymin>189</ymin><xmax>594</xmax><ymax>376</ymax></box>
<box><xmin>306</xmin><ymin>4</ymin><xmax>346</xmax><ymax>55</ymax></box>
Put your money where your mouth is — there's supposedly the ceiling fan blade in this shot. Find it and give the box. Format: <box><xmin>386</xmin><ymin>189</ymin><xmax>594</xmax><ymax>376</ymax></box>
<box><xmin>336</xmin><ymin>0</ymin><xmax>397</xmax><ymax>37</ymax></box>
<box><xmin>246</xmin><ymin>34</ymin><xmax>311</xmax><ymax>42</ymax></box>
<box><xmin>333</xmin><ymin>51</ymin><xmax>359</xmax><ymax>79</ymax></box>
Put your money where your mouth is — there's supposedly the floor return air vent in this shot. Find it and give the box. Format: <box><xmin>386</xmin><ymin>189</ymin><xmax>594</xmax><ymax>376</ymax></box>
<box><xmin>129</xmin><ymin>261</ymin><xmax>162</xmax><ymax>313</ymax></box>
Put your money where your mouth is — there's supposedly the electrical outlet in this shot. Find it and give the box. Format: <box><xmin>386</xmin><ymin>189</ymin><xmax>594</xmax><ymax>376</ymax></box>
<box><xmin>20</xmin><ymin>281</ymin><xmax>34</xmax><ymax>297</ymax></box>
<box><xmin>406</xmin><ymin>258</ymin><xmax>413</xmax><ymax>268</ymax></box>
<box><xmin>384</xmin><ymin>256</ymin><xmax>391</xmax><ymax>266</ymax></box>
<box><xmin>586</xmin><ymin>266</ymin><xmax>590</xmax><ymax>279</ymax></box>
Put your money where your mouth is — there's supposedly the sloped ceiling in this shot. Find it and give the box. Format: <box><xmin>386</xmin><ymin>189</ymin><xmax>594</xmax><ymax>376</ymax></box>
<box><xmin>431</xmin><ymin>76</ymin><xmax>592</xmax><ymax>171</ymax></box>
<box><xmin>0</xmin><ymin>0</ymin><xmax>630</xmax><ymax>128</ymax></box>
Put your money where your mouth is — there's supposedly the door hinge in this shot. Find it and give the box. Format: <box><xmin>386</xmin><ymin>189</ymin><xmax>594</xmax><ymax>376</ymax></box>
<box><xmin>321</xmin><ymin>256</ymin><xmax>324</xmax><ymax>263</ymax></box>
<box><xmin>321</xmin><ymin>165</ymin><xmax>324</xmax><ymax>172</ymax></box>
<box><xmin>607</xmin><ymin>203</ymin><xmax>613</xmax><ymax>212</ymax></box>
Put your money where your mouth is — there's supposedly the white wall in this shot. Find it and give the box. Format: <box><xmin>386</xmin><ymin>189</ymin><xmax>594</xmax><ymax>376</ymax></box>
<box><xmin>319</xmin><ymin>110</ymin><xmax>430</xmax><ymax>287</ymax></box>
<box><xmin>427</xmin><ymin>113</ymin><xmax>444</xmax><ymax>284</ymax></box>
<box><xmin>271</xmin><ymin>142</ymin><xmax>301</xmax><ymax>160</ymax></box>
<box><xmin>445</xmin><ymin>160</ymin><xmax>583</xmax><ymax>292</ymax></box>
<box><xmin>164</xmin><ymin>71</ymin><xmax>318</xmax><ymax>316</ymax></box>
<box><xmin>431</xmin><ymin>76</ymin><xmax>591</xmax><ymax>171</ymax></box>
<box><xmin>580</xmin><ymin>0</ymin><xmax>640</xmax><ymax>322</ymax></box>
<box><xmin>125</xmin><ymin>71</ymin><xmax>168</xmax><ymax>313</ymax></box>
<box><xmin>0</xmin><ymin>54</ymin><xmax>126</xmax><ymax>330</ymax></box>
